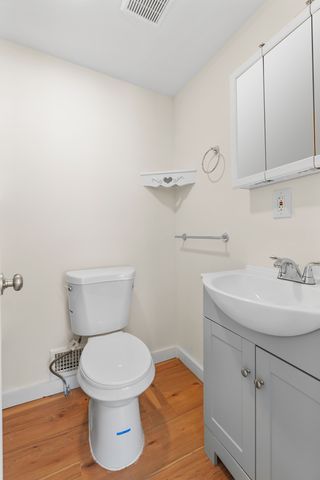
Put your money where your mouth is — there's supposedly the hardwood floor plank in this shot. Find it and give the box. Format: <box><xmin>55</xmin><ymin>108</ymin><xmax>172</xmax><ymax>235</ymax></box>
<box><xmin>140</xmin><ymin>359</ymin><xmax>202</xmax><ymax>432</ymax></box>
<box><xmin>148</xmin><ymin>448</ymin><xmax>232</xmax><ymax>480</ymax></box>
<box><xmin>41</xmin><ymin>463</ymin><xmax>82</xmax><ymax>480</ymax></box>
<box><xmin>154</xmin><ymin>360</ymin><xmax>203</xmax><ymax>411</ymax></box>
<box><xmin>3</xmin><ymin>389</ymin><xmax>88</xmax><ymax>453</ymax></box>
<box><xmin>4</xmin><ymin>424</ymin><xmax>90</xmax><ymax>480</ymax></box>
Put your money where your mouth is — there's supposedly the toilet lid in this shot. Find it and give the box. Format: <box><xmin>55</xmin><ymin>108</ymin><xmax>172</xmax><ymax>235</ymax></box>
<box><xmin>79</xmin><ymin>332</ymin><xmax>153</xmax><ymax>388</ymax></box>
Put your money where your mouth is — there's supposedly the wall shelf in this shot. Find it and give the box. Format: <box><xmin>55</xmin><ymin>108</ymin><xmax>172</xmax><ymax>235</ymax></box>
<box><xmin>140</xmin><ymin>169</ymin><xmax>196</xmax><ymax>188</ymax></box>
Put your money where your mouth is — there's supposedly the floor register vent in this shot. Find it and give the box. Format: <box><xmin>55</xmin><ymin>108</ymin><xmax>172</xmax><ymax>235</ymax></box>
<box><xmin>121</xmin><ymin>0</ymin><xmax>172</xmax><ymax>25</ymax></box>
<box><xmin>50</xmin><ymin>346</ymin><xmax>83</xmax><ymax>377</ymax></box>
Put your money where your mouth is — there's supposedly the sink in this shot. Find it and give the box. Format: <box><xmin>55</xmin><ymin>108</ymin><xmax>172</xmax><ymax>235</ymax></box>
<box><xmin>202</xmin><ymin>267</ymin><xmax>320</xmax><ymax>337</ymax></box>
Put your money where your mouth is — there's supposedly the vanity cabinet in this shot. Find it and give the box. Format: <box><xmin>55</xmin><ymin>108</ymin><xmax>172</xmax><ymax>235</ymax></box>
<box><xmin>256</xmin><ymin>348</ymin><xmax>320</xmax><ymax>480</ymax></box>
<box><xmin>205</xmin><ymin>322</ymin><xmax>255</xmax><ymax>479</ymax></box>
<box><xmin>232</xmin><ymin>7</ymin><xmax>320</xmax><ymax>189</ymax></box>
<box><xmin>204</xmin><ymin>310</ymin><xmax>320</xmax><ymax>480</ymax></box>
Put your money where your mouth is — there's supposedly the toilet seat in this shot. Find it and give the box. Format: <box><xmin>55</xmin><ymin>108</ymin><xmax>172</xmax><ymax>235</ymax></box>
<box><xmin>80</xmin><ymin>331</ymin><xmax>153</xmax><ymax>388</ymax></box>
<box><xmin>78</xmin><ymin>332</ymin><xmax>155</xmax><ymax>402</ymax></box>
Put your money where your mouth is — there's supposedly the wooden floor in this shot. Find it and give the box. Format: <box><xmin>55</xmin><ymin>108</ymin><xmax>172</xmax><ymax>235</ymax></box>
<box><xmin>3</xmin><ymin>359</ymin><xmax>232</xmax><ymax>480</ymax></box>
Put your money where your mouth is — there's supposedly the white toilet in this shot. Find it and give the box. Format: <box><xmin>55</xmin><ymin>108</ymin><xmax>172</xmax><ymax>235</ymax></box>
<box><xmin>66</xmin><ymin>266</ymin><xmax>155</xmax><ymax>471</ymax></box>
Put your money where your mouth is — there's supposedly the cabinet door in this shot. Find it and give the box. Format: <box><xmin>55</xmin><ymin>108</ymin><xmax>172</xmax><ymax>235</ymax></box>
<box><xmin>204</xmin><ymin>321</ymin><xmax>255</xmax><ymax>479</ymax></box>
<box><xmin>264</xmin><ymin>16</ymin><xmax>314</xmax><ymax>180</ymax></box>
<box><xmin>232</xmin><ymin>56</ymin><xmax>266</xmax><ymax>188</ymax></box>
<box><xmin>256</xmin><ymin>348</ymin><xmax>320</xmax><ymax>480</ymax></box>
<box><xmin>313</xmin><ymin>7</ymin><xmax>320</xmax><ymax>166</ymax></box>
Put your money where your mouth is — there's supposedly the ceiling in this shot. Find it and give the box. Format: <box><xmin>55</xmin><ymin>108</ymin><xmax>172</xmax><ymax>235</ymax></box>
<box><xmin>0</xmin><ymin>0</ymin><xmax>266</xmax><ymax>95</ymax></box>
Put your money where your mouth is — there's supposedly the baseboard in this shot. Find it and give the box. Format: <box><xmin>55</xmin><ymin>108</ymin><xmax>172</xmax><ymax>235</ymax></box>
<box><xmin>151</xmin><ymin>345</ymin><xmax>203</xmax><ymax>381</ymax></box>
<box><xmin>176</xmin><ymin>346</ymin><xmax>203</xmax><ymax>382</ymax></box>
<box><xmin>2</xmin><ymin>375</ymin><xmax>80</xmax><ymax>409</ymax></box>
<box><xmin>3</xmin><ymin>345</ymin><xmax>203</xmax><ymax>409</ymax></box>
<box><xmin>151</xmin><ymin>345</ymin><xmax>177</xmax><ymax>364</ymax></box>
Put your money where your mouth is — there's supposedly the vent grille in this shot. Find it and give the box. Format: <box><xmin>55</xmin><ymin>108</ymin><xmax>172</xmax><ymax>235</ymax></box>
<box><xmin>51</xmin><ymin>347</ymin><xmax>83</xmax><ymax>376</ymax></box>
<box><xmin>121</xmin><ymin>0</ymin><xmax>171</xmax><ymax>25</ymax></box>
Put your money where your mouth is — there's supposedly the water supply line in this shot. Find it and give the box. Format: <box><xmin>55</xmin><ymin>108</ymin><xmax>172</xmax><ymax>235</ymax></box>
<box><xmin>49</xmin><ymin>336</ymin><xmax>82</xmax><ymax>398</ymax></box>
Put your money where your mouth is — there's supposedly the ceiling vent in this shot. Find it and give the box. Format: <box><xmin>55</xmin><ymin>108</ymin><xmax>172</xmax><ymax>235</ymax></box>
<box><xmin>121</xmin><ymin>0</ymin><xmax>172</xmax><ymax>25</ymax></box>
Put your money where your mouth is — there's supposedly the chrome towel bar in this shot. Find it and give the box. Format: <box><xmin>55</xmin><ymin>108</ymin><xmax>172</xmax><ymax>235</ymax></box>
<box><xmin>174</xmin><ymin>233</ymin><xmax>230</xmax><ymax>243</ymax></box>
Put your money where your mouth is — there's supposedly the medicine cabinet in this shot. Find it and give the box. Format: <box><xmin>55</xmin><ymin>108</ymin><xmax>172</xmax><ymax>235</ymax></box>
<box><xmin>232</xmin><ymin>1</ymin><xmax>320</xmax><ymax>189</ymax></box>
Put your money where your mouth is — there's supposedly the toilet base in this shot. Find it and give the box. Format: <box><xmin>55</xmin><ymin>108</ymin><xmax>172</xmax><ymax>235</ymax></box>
<box><xmin>88</xmin><ymin>397</ymin><xmax>145</xmax><ymax>471</ymax></box>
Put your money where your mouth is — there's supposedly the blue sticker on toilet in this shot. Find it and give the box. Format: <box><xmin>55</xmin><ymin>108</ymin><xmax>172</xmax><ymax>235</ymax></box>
<box><xmin>116</xmin><ymin>428</ymin><xmax>131</xmax><ymax>436</ymax></box>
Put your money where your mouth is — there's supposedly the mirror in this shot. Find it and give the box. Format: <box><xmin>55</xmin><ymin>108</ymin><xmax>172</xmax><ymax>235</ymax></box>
<box><xmin>313</xmin><ymin>9</ymin><xmax>320</xmax><ymax>157</ymax></box>
<box><xmin>236</xmin><ymin>59</ymin><xmax>265</xmax><ymax>179</ymax></box>
<box><xmin>264</xmin><ymin>19</ymin><xmax>314</xmax><ymax>170</ymax></box>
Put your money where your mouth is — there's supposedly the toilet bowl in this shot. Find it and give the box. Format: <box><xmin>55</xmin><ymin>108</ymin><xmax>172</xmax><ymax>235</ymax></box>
<box><xmin>66</xmin><ymin>266</ymin><xmax>155</xmax><ymax>471</ymax></box>
<box><xmin>78</xmin><ymin>332</ymin><xmax>155</xmax><ymax>471</ymax></box>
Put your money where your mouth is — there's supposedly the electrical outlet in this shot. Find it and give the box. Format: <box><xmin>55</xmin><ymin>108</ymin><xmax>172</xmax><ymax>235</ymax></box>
<box><xmin>273</xmin><ymin>189</ymin><xmax>292</xmax><ymax>219</ymax></box>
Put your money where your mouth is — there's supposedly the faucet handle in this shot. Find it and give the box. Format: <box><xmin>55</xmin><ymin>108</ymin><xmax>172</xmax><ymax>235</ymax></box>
<box><xmin>270</xmin><ymin>256</ymin><xmax>282</xmax><ymax>267</ymax></box>
<box><xmin>302</xmin><ymin>262</ymin><xmax>320</xmax><ymax>285</ymax></box>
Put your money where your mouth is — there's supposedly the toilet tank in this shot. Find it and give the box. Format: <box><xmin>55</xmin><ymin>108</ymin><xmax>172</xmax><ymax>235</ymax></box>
<box><xmin>66</xmin><ymin>267</ymin><xmax>135</xmax><ymax>336</ymax></box>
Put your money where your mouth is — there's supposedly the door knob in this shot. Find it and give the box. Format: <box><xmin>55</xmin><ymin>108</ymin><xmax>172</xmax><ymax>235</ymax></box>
<box><xmin>241</xmin><ymin>368</ymin><xmax>251</xmax><ymax>378</ymax></box>
<box><xmin>254</xmin><ymin>378</ymin><xmax>265</xmax><ymax>390</ymax></box>
<box><xmin>0</xmin><ymin>273</ymin><xmax>24</xmax><ymax>295</ymax></box>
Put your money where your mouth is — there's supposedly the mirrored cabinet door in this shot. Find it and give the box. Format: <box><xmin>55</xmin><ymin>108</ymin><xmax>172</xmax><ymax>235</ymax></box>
<box><xmin>264</xmin><ymin>18</ymin><xmax>314</xmax><ymax>173</ymax></box>
<box><xmin>234</xmin><ymin>57</ymin><xmax>266</xmax><ymax>186</ymax></box>
<box><xmin>313</xmin><ymin>7</ymin><xmax>320</xmax><ymax>165</ymax></box>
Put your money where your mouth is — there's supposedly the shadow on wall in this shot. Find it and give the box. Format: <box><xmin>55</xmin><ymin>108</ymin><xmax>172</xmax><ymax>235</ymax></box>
<box><xmin>145</xmin><ymin>184</ymin><xmax>194</xmax><ymax>213</ymax></box>
<box><xmin>204</xmin><ymin>153</ymin><xmax>226</xmax><ymax>185</ymax></box>
<box><xmin>128</xmin><ymin>285</ymin><xmax>166</xmax><ymax>348</ymax></box>
<box><xmin>177</xmin><ymin>243</ymin><xmax>230</xmax><ymax>258</ymax></box>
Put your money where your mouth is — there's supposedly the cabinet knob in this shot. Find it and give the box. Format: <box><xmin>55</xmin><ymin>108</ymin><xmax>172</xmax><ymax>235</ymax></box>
<box><xmin>254</xmin><ymin>378</ymin><xmax>265</xmax><ymax>389</ymax></box>
<box><xmin>241</xmin><ymin>368</ymin><xmax>251</xmax><ymax>378</ymax></box>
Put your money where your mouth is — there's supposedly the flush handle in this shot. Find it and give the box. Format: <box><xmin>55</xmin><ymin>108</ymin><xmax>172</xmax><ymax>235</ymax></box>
<box><xmin>0</xmin><ymin>273</ymin><xmax>24</xmax><ymax>295</ymax></box>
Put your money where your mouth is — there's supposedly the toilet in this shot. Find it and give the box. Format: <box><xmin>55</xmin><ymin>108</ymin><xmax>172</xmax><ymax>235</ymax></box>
<box><xmin>66</xmin><ymin>266</ymin><xmax>155</xmax><ymax>471</ymax></box>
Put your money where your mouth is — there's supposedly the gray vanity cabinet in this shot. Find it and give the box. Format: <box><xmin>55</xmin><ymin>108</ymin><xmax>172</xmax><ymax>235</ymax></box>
<box><xmin>204</xmin><ymin>322</ymin><xmax>255</xmax><ymax>479</ymax></box>
<box><xmin>256</xmin><ymin>348</ymin><xmax>320</xmax><ymax>480</ymax></box>
<box><xmin>204</xmin><ymin>313</ymin><xmax>320</xmax><ymax>480</ymax></box>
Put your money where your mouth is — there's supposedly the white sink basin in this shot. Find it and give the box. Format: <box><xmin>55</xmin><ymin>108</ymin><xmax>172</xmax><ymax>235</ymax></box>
<box><xmin>202</xmin><ymin>267</ymin><xmax>320</xmax><ymax>337</ymax></box>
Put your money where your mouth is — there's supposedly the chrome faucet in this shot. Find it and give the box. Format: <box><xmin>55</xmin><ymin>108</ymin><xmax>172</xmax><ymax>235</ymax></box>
<box><xmin>270</xmin><ymin>257</ymin><xmax>320</xmax><ymax>285</ymax></box>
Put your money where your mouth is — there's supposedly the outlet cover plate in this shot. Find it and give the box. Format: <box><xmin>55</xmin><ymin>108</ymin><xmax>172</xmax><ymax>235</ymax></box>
<box><xmin>273</xmin><ymin>188</ymin><xmax>292</xmax><ymax>219</ymax></box>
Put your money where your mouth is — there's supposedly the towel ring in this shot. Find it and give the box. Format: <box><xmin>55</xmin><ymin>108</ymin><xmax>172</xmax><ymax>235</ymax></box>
<box><xmin>202</xmin><ymin>146</ymin><xmax>221</xmax><ymax>175</ymax></box>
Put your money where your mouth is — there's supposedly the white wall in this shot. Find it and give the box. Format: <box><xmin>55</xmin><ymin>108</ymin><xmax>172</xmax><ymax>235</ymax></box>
<box><xmin>173</xmin><ymin>0</ymin><xmax>320</xmax><ymax>365</ymax></box>
<box><xmin>1</xmin><ymin>0</ymin><xmax>318</xmax><ymax>395</ymax></box>
<box><xmin>0</xmin><ymin>41</ymin><xmax>176</xmax><ymax>392</ymax></box>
